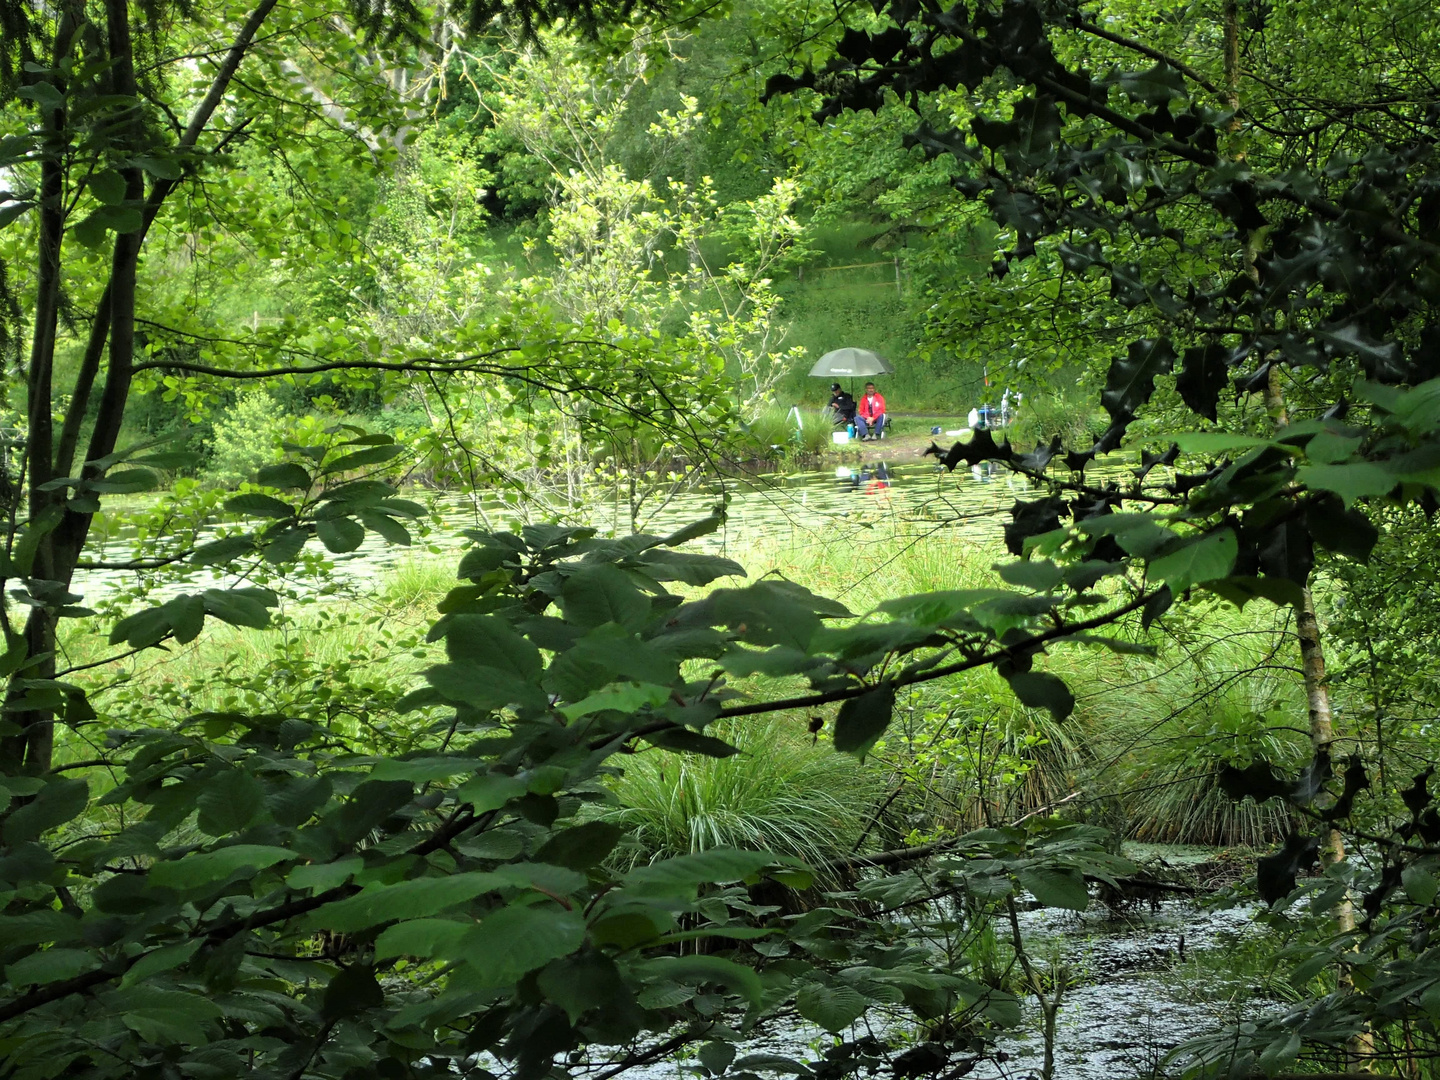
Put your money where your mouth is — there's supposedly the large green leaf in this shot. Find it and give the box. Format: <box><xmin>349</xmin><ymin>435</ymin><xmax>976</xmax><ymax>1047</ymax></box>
<box><xmin>3</xmin><ymin>778</ymin><xmax>87</xmax><ymax>843</ymax></box>
<box><xmin>444</xmin><ymin>614</ymin><xmax>543</xmax><ymax>679</ymax></box>
<box><xmin>196</xmin><ymin>769</ymin><xmax>265</xmax><ymax>836</ymax></box>
<box><xmin>201</xmin><ymin>588</ymin><xmax>276</xmax><ymax>629</ymax></box>
<box><xmin>255</xmin><ymin>462</ymin><xmax>312</xmax><ymax>490</ymax></box>
<box><xmin>533</xmin><ymin>822</ymin><xmax>626</xmax><ymax>869</ymax></box>
<box><xmin>1018</xmin><ymin>866</ymin><xmax>1089</xmax><ymax>910</ymax></box>
<box><xmin>116</xmin><ymin>987</ymin><xmax>223</xmax><ymax>1044</ymax></box>
<box><xmin>634</xmin><ymin>955</ymin><xmax>764</xmax><ymax>1008</ymax></box>
<box><xmin>149</xmin><ymin>845</ymin><xmax>297</xmax><ymax>889</ymax></box>
<box><xmin>559</xmin><ymin>682</ymin><xmax>670</xmax><ymax>720</ymax></box>
<box><xmin>623</xmin><ymin>849</ymin><xmax>776</xmax><ymax>893</ymax></box>
<box><xmin>369</xmin><ymin>756</ymin><xmax>486</xmax><ymax>782</ymax></box>
<box><xmin>1147</xmin><ymin>528</ymin><xmax>1237</xmax><ymax>591</ymax></box>
<box><xmin>639</xmin><ymin>549</ymin><xmax>746</xmax><ymax>585</ymax></box>
<box><xmin>545</xmin><ymin>625</ymin><xmax>679</xmax><ymax>698</ymax></box>
<box><xmin>560</xmin><ymin>564</ymin><xmax>651</xmax><ymax>630</ymax></box>
<box><xmin>119</xmin><ymin>940</ymin><xmax>203</xmax><ymax>988</ymax></box>
<box><xmin>1296</xmin><ymin>463</ymin><xmax>1397</xmax><ymax>506</ymax></box>
<box><xmin>5</xmin><ymin>948</ymin><xmax>96</xmax><ymax>987</ymax></box>
<box><xmin>994</xmin><ymin>559</ymin><xmax>1063</xmax><ymax>593</ymax></box>
<box><xmin>456</xmin><ymin>773</ymin><xmax>528</xmax><ymax>813</ymax></box>
<box><xmin>454</xmin><ymin>904</ymin><xmax>587</xmax><ymax>984</ymax></box>
<box><xmin>709</xmin><ymin>579</ymin><xmax>850</xmax><ymax>650</ymax></box>
<box><xmin>305</xmin><ymin>872</ymin><xmax>513</xmax><ymax>933</ymax></box>
<box><xmin>796</xmin><ymin>982</ymin><xmax>868</xmax><ymax>1032</ymax></box>
<box><xmin>427</xmin><ymin>662</ymin><xmax>549</xmax><ymax>712</ymax></box>
<box><xmin>317</xmin><ymin>515</ymin><xmax>366</xmax><ymax>553</ymax></box>
<box><xmin>374</xmin><ymin>918</ymin><xmax>471</xmax><ymax>960</ymax></box>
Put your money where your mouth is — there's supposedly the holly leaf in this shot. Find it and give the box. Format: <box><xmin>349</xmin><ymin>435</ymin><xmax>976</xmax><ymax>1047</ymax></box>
<box><xmin>1176</xmin><ymin>344</ymin><xmax>1231</xmax><ymax>421</ymax></box>
<box><xmin>1101</xmin><ymin>338</ymin><xmax>1175</xmax><ymax>430</ymax></box>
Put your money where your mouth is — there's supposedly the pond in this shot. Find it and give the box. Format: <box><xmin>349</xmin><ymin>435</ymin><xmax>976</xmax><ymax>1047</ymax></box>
<box><xmin>74</xmin><ymin>456</ymin><xmax>1043</xmax><ymax>604</ymax></box>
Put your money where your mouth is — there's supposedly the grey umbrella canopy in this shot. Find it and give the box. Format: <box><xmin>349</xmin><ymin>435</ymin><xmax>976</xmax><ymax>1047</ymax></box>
<box><xmin>808</xmin><ymin>347</ymin><xmax>895</xmax><ymax>378</ymax></box>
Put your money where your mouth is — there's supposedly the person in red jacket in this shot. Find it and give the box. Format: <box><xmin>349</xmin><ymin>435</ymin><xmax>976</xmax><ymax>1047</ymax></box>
<box><xmin>856</xmin><ymin>382</ymin><xmax>887</xmax><ymax>440</ymax></box>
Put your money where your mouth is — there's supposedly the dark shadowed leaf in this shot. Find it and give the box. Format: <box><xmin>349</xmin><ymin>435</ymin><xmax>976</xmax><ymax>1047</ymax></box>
<box><xmin>324</xmin><ymin>443</ymin><xmax>403</xmax><ymax>474</ymax></box>
<box><xmin>999</xmin><ymin>670</ymin><xmax>1074</xmax><ymax>720</ymax></box>
<box><xmin>3</xmin><ymin>778</ymin><xmax>87</xmax><ymax>843</ymax></box>
<box><xmin>196</xmin><ymin>769</ymin><xmax>265</xmax><ymax>835</ymax></box>
<box><xmin>641</xmin><ymin>727</ymin><xmax>741</xmax><ymax>757</ymax></box>
<box><xmin>322</xmin><ymin>965</ymin><xmax>384</xmax><ymax>1019</ymax></box>
<box><xmin>534</xmin><ymin>822</ymin><xmax>625</xmax><ymax>869</ymax></box>
<box><xmin>635</xmin><ymin>955</ymin><xmax>763</xmax><ymax>1007</ymax></box>
<box><xmin>699</xmin><ymin>1040</ymin><xmax>739</xmax><ymax>1075</ymax></box>
<box><xmin>149</xmin><ymin>846</ymin><xmax>296</xmax><ymax>890</ymax></box>
<box><xmin>455</xmin><ymin>905</ymin><xmax>587</xmax><ymax>984</ymax></box>
<box><xmin>225</xmin><ymin>493</ymin><xmax>295</xmax><ymax>519</ymax></box>
<box><xmin>1176</xmin><ymin>344</ymin><xmax>1230</xmax><ymax>421</ymax></box>
<box><xmin>255</xmin><ymin>463</ymin><xmax>312</xmax><ymax>490</ymax></box>
<box><xmin>1217</xmin><ymin>761</ymin><xmax>1292</xmax><ymax>803</ymax></box>
<box><xmin>1256</xmin><ymin>834</ymin><xmax>1320</xmax><ymax>903</ymax></box>
<box><xmin>1307</xmin><ymin>498</ymin><xmax>1379</xmax><ymax>561</ymax></box>
<box><xmin>1101</xmin><ymin>339</ymin><xmax>1175</xmax><ymax>428</ymax></box>
<box><xmin>833</xmin><ymin>684</ymin><xmax>896</xmax><ymax>756</ymax></box>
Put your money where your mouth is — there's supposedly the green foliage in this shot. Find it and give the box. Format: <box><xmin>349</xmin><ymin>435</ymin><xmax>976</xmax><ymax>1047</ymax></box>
<box><xmin>12</xmin><ymin>0</ymin><xmax>1440</xmax><ymax>1075</ymax></box>
<box><xmin>3</xmin><ymin>514</ymin><xmax>1159</xmax><ymax>1077</ymax></box>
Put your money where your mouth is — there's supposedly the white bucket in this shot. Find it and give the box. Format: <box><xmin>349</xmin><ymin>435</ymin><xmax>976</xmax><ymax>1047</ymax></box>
<box><xmin>832</xmin><ymin>431</ymin><xmax>850</xmax><ymax>445</ymax></box>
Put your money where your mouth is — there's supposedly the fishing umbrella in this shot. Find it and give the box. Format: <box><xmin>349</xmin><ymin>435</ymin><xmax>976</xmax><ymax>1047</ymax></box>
<box><xmin>808</xmin><ymin>347</ymin><xmax>895</xmax><ymax>380</ymax></box>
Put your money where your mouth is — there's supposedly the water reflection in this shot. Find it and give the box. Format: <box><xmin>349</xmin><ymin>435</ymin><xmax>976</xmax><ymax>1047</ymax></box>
<box><xmin>833</xmin><ymin>460</ymin><xmax>892</xmax><ymax>495</ymax></box>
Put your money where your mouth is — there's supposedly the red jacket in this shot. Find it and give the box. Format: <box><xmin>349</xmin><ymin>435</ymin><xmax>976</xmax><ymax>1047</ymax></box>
<box><xmin>858</xmin><ymin>391</ymin><xmax>886</xmax><ymax>421</ymax></box>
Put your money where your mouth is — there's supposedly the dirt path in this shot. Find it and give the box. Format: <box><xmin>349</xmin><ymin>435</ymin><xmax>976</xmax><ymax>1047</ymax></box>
<box><xmin>825</xmin><ymin>413</ymin><xmax>972</xmax><ymax>462</ymax></box>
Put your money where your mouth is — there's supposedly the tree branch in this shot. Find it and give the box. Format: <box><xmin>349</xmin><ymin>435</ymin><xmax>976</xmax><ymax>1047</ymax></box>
<box><xmin>1073</xmin><ymin>20</ymin><xmax>1221</xmax><ymax>96</ymax></box>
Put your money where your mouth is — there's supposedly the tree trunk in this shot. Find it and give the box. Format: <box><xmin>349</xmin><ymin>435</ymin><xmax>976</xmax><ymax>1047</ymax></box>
<box><xmin>0</xmin><ymin>12</ymin><xmax>78</xmax><ymax>773</ymax></box>
<box><xmin>3</xmin><ymin>0</ymin><xmax>283</xmax><ymax>773</ymax></box>
<box><xmin>1229</xmin><ymin>7</ymin><xmax>1364</xmax><ymax>1056</ymax></box>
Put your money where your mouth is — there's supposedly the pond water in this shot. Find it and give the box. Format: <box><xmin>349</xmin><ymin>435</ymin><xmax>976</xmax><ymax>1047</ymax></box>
<box><xmin>74</xmin><ymin>456</ymin><xmax>1043</xmax><ymax>604</ymax></box>
<box><xmin>971</xmin><ymin>900</ymin><xmax>1265</xmax><ymax>1080</ymax></box>
<box><xmin>578</xmin><ymin>895</ymin><xmax>1266</xmax><ymax>1080</ymax></box>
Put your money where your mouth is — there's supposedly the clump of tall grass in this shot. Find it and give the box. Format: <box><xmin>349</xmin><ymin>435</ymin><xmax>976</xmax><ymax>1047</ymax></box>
<box><xmin>376</xmin><ymin>556</ymin><xmax>456</xmax><ymax>611</ymax></box>
<box><xmin>743</xmin><ymin>405</ymin><xmax>836</xmax><ymax>461</ymax></box>
<box><xmin>1006</xmin><ymin>389</ymin><xmax>1106</xmax><ymax>448</ymax></box>
<box><xmin>712</xmin><ymin>534</ymin><xmax>1308</xmax><ymax>847</ymax></box>
<box><xmin>598</xmin><ymin>718</ymin><xmax>883</xmax><ymax>870</ymax></box>
<box><xmin>1075</xmin><ymin>605</ymin><xmax>1306</xmax><ymax>847</ymax></box>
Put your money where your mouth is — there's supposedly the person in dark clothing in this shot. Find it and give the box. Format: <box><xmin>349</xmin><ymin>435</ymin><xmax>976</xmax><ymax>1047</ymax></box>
<box><xmin>828</xmin><ymin>382</ymin><xmax>857</xmax><ymax>427</ymax></box>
